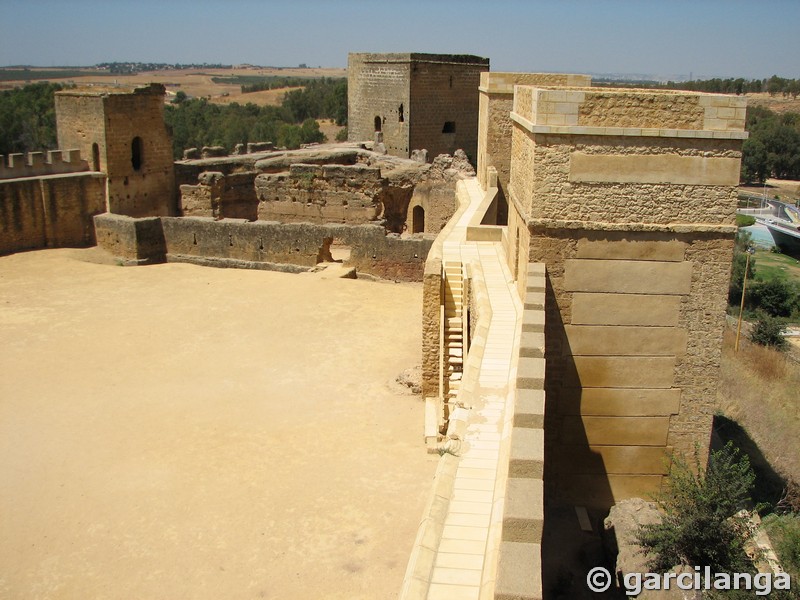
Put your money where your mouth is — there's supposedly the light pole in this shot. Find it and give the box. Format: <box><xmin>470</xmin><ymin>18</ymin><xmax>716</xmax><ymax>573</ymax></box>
<box><xmin>735</xmin><ymin>245</ymin><xmax>756</xmax><ymax>353</ymax></box>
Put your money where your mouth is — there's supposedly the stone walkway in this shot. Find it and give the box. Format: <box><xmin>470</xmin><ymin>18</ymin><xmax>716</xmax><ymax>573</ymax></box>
<box><xmin>428</xmin><ymin>180</ymin><xmax>523</xmax><ymax>599</ymax></box>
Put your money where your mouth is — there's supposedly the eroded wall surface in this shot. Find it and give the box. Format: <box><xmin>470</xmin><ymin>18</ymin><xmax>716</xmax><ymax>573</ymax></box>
<box><xmin>0</xmin><ymin>172</ymin><xmax>106</xmax><ymax>256</ymax></box>
<box><xmin>95</xmin><ymin>213</ymin><xmax>432</xmax><ymax>281</ymax></box>
<box><xmin>505</xmin><ymin>86</ymin><xmax>746</xmax><ymax>508</ymax></box>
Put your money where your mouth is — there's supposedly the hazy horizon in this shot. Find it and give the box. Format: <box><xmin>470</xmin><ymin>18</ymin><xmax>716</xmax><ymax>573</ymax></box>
<box><xmin>1</xmin><ymin>0</ymin><xmax>799</xmax><ymax>80</ymax></box>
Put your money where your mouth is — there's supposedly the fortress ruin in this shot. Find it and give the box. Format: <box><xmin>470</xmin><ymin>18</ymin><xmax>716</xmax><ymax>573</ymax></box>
<box><xmin>0</xmin><ymin>54</ymin><xmax>747</xmax><ymax>599</ymax></box>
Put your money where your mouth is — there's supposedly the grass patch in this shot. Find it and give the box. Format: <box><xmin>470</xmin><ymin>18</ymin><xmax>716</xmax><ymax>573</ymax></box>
<box><xmin>737</xmin><ymin>214</ymin><xmax>756</xmax><ymax>227</ymax></box>
<box><xmin>753</xmin><ymin>248</ymin><xmax>800</xmax><ymax>286</ymax></box>
<box><xmin>716</xmin><ymin>327</ymin><xmax>800</xmax><ymax>492</ymax></box>
<box><xmin>763</xmin><ymin>513</ymin><xmax>800</xmax><ymax>577</ymax></box>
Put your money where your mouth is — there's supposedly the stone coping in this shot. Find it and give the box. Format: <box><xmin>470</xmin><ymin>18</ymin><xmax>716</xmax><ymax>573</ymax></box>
<box><xmin>399</xmin><ymin>261</ymin><xmax>494</xmax><ymax>600</ymax></box>
<box><xmin>493</xmin><ymin>262</ymin><xmax>546</xmax><ymax>600</ymax></box>
<box><xmin>510</xmin><ymin>112</ymin><xmax>749</xmax><ymax>140</ymax></box>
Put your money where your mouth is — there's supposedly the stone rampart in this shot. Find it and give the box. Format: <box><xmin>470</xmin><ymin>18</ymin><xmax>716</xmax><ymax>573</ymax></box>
<box><xmin>477</xmin><ymin>73</ymin><xmax>592</xmax><ymax>225</ymax></box>
<box><xmin>0</xmin><ymin>172</ymin><xmax>106</xmax><ymax>255</ymax></box>
<box><xmin>0</xmin><ymin>149</ymin><xmax>89</xmax><ymax>180</ymax></box>
<box><xmin>503</xmin><ymin>85</ymin><xmax>746</xmax><ymax>508</ymax></box>
<box><xmin>94</xmin><ymin>213</ymin><xmax>432</xmax><ymax>281</ymax></box>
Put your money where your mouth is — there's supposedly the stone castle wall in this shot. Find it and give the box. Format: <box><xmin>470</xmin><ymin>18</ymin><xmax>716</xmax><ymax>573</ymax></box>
<box><xmin>505</xmin><ymin>86</ymin><xmax>747</xmax><ymax>508</ymax></box>
<box><xmin>0</xmin><ymin>149</ymin><xmax>89</xmax><ymax>180</ymax></box>
<box><xmin>477</xmin><ymin>72</ymin><xmax>592</xmax><ymax>193</ymax></box>
<box><xmin>0</xmin><ymin>171</ymin><xmax>106</xmax><ymax>255</ymax></box>
<box><xmin>56</xmin><ymin>84</ymin><xmax>175</xmax><ymax>217</ymax></box>
<box><xmin>95</xmin><ymin>213</ymin><xmax>432</xmax><ymax>281</ymax></box>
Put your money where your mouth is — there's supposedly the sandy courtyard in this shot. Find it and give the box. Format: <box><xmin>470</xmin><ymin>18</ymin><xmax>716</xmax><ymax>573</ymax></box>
<box><xmin>0</xmin><ymin>249</ymin><xmax>435</xmax><ymax>599</ymax></box>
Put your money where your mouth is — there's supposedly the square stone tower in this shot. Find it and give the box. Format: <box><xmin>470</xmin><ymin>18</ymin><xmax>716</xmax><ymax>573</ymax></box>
<box><xmin>55</xmin><ymin>83</ymin><xmax>175</xmax><ymax>217</ymax></box>
<box><xmin>501</xmin><ymin>86</ymin><xmax>747</xmax><ymax>508</ymax></box>
<box><xmin>348</xmin><ymin>53</ymin><xmax>489</xmax><ymax>162</ymax></box>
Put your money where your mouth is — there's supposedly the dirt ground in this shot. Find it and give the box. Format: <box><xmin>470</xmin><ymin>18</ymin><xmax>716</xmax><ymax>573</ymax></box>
<box><xmin>745</xmin><ymin>92</ymin><xmax>800</xmax><ymax>115</ymax></box>
<box><xmin>0</xmin><ymin>248</ymin><xmax>435</xmax><ymax>600</ymax></box>
<box><xmin>0</xmin><ymin>67</ymin><xmax>347</xmax><ymax>105</ymax></box>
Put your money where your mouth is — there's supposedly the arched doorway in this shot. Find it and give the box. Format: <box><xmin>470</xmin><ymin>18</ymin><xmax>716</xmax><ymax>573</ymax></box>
<box><xmin>412</xmin><ymin>205</ymin><xmax>425</xmax><ymax>234</ymax></box>
<box><xmin>374</xmin><ymin>116</ymin><xmax>382</xmax><ymax>132</ymax></box>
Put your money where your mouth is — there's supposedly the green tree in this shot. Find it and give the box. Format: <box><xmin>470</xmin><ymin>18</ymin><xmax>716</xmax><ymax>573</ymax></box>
<box><xmin>748</xmin><ymin>279</ymin><xmax>795</xmax><ymax>317</ymax></box>
<box><xmin>636</xmin><ymin>442</ymin><xmax>758</xmax><ymax>573</ymax></box>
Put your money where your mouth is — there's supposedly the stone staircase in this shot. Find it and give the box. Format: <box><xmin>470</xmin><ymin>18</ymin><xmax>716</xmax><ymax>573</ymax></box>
<box><xmin>443</xmin><ymin>261</ymin><xmax>466</xmax><ymax>409</ymax></box>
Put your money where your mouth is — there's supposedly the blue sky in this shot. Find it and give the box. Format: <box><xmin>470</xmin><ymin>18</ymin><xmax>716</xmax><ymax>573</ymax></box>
<box><xmin>1</xmin><ymin>0</ymin><xmax>798</xmax><ymax>79</ymax></box>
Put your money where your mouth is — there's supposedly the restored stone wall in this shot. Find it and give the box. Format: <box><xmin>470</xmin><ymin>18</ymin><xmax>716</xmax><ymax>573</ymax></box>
<box><xmin>477</xmin><ymin>72</ymin><xmax>592</xmax><ymax>192</ymax></box>
<box><xmin>348</xmin><ymin>53</ymin><xmax>489</xmax><ymax>161</ymax></box>
<box><xmin>505</xmin><ymin>85</ymin><xmax>746</xmax><ymax>509</ymax></box>
<box><xmin>56</xmin><ymin>84</ymin><xmax>175</xmax><ymax>217</ymax></box>
<box><xmin>0</xmin><ymin>172</ymin><xmax>106</xmax><ymax>255</ymax></box>
<box><xmin>94</xmin><ymin>213</ymin><xmax>432</xmax><ymax>281</ymax></box>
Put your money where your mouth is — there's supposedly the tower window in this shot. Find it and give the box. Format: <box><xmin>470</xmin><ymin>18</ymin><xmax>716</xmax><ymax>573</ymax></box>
<box><xmin>131</xmin><ymin>137</ymin><xmax>143</xmax><ymax>171</ymax></box>
<box><xmin>398</xmin><ymin>104</ymin><xmax>404</xmax><ymax>122</ymax></box>
<box><xmin>442</xmin><ymin>121</ymin><xmax>456</xmax><ymax>134</ymax></box>
<box><xmin>374</xmin><ymin>116</ymin><xmax>382</xmax><ymax>132</ymax></box>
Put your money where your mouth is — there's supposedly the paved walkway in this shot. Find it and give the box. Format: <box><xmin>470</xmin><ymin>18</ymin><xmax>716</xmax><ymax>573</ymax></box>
<box><xmin>428</xmin><ymin>180</ymin><xmax>523</xmax><ymax>599</ymax></box>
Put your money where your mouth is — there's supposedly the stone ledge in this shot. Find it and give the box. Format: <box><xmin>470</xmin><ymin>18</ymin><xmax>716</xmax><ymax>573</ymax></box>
<box><xmin>502</xmin><ymin>478</ymin><xmax>544</xmax><ymax>543</ymax></box>
<box><xmin>494</xmin><ymin>541</ymin><xmax>542</xmax><ymax>600</ymax></box>
<box><xmin>509</xmin><ymin>427</ymin><xmax>544</xmax><ymax>478</ymax></box>
<box><xmin>510</xmin><ymin>111</ymin><xmax>749</xmax><ymax>139</ymax></box>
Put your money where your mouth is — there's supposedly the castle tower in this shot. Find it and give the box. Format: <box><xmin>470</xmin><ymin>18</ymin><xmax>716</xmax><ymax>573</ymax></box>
<box><xmin>348</xmin><ymin>53</ymin><xmax>489</xmax><ymax>162</ymax></box>
<box><xmin>55</xmin><ymin>83</ymin><xmax>175</xmax><ymax>217</ymax></box>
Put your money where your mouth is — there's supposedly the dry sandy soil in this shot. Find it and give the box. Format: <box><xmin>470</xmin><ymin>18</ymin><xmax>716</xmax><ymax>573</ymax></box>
<box><xmin>0</xmin><ymin>67</ymin><xmax>347</xmax><ymax>106</ymax></box>
<box><xmin>746</xmin><ymin>92</ymin><xmax>800</xmax><ymax>115</ymax></box>
<box><xmin>0</xmin><ymin>249</ymin><xmax>435</xmax><ymax>600</ymax></box>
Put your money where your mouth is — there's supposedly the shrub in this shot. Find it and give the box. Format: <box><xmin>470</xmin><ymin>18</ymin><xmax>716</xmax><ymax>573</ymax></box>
<box><xmin>750</xmin><ymin>313</ymin><xmax>788</xmax><ymax>350</ymax></box>
<box><xmin>636</xmin><ymin>442</ymin><xmax>757</xmax><ymax>573</ymax></box>
<box><xmin>748</xmin><ymin>278</ymin><xmax>795</xmax><ymax>317</ymax></box>
<box><xmin>736</xmin><ymin>214</ymin><xmax>756</xmax><ymax>227</ymax></box>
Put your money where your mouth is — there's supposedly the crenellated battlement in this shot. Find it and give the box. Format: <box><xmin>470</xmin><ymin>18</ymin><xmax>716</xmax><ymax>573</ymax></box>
<box><xmin>0</xmin><ymin>149</ymin><xmax>90</xmax><ymax>180</ymax></box>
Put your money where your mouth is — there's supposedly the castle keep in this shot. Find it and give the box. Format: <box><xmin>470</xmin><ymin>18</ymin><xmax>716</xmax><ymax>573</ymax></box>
<box><xmin>348</xmin><ymin>53</ymin><xmax>489</xmax><ymax>161</ymax></box>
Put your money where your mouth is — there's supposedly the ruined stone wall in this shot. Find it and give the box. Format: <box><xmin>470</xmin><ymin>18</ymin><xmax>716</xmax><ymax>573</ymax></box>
<box><xmin>56</xmin><ymin>84</ymin><xmax>175</xmax><ymax>217</ymax></box>
<box><xmin>0</xmin><ymin>172</ymin><xmax>106</xmax><ymax>255</ymax></box>
<box><xmin>255</xmin><ymin>164</ymin><xmax>384</xmax><ymax>225</ymax></box>
<box><xmin>347</xmin><ymin>53</ymin><xmax>411</xmax><ymax>156</ymax></box>
<box><xmin>94</xmin><ymin>213</ymin><xmax>432</xmax><ymax>281</ymax></box>
<box><xmin>180</xmin><ymin>171</ymin><xmax>259</xmax><ymax>220</ymax></box>
<box><xmin>407</xmin><ymin>56</ymin><xmax>489</xmax><ymax>162</ymax></box>
<box><xmin>506</xmin><ymin>86</ymin><xmax>746</xmax><ymax>509</ymax></box>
